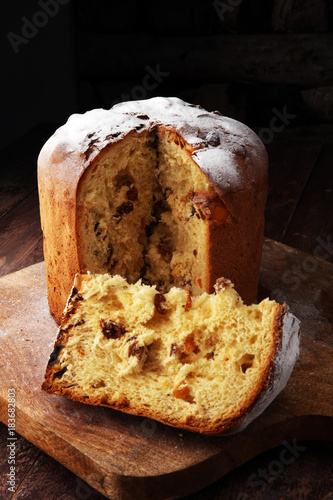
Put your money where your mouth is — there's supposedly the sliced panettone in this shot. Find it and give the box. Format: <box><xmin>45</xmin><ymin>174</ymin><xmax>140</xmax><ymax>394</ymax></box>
<box><xmin>38</xmin><ymin>97</ymin><xmax>268</xmax><ymax>324</ymax></box>
<box><xmin>42</xmin><ymin>274</ymin><xmax>300</xmax><ymax>435</ymax></box>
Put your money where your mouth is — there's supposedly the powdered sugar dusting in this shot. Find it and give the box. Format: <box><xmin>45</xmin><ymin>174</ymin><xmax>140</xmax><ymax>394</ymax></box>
<box><xmin>39</xmin><ymin>96</ymin><xmax>267</xmax><ymax>193</ymax></box>
<box><xmin>192</xmin><ymin>148</ymin><xmax>243</xmax><ymax>195</ymax></box>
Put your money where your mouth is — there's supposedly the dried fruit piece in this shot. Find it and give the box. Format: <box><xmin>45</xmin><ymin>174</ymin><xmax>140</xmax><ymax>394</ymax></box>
<box><xmin>116</xmin><ymin>201</ymin><xmax>134</xmax><ymax>215</ymax></box>
<box><xmin>173</xmin><ymin>381</ymin><xmax>190</xmax><ymax>399</ymax></box>
<box><xmin>182</xmin><ymin>335</ymin><xmax>197</xmax><ymax>355</ymax></box>
<box><xmin>126</xmin><ymin>185</ymin><xmax>138</xmax><ymax>201</ymax></box>
<box><xmin>212</xmin><ymin>205</ymin><xmax>228</xmax><ymax>223</ymax></box>
<box><xmin>100</xmin><ymin>319</ymin><xmax>126</xmax><ymax>339</ymax></box>
<box><xmin>170</xmin><ymin>343</ymin><xmax>178</xmax><ymax>356</ymax></box>
<box><xmin>128</xmin><ymin>341</ymin><xmax>145</xmax><ymax>360</ymax></box>
<box><xmin>192</xmin><ymin>191</ymin><xmax>228</xmax><ymax>223</ymax></box>
<box><xmin>157</xmin><ymin>243</ymin><xmax>169</xmax><ymax>260</ymax></box>
<box><xmin>154</xmin><ymin>293</ymin><xmax>168</xmax><ymax>314</ymax></box>
<box><xmin>113</xmin><ymin>201</ymin><xmax>134</xmax><ymax>224</ymax></box>
<box><xmin>183</xmin><ymin>290</ymin><xmax>192</xmax><ymax>312</ymax></box>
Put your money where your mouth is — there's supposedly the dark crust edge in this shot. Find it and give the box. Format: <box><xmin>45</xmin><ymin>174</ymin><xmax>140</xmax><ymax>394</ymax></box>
<box><xmin>42</xmin><ymin>284</ymin><xmax>80</xmax><ymax>391</ymax></box>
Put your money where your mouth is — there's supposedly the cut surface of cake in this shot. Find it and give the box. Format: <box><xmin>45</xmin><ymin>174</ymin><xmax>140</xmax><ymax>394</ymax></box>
<box><xmin>38</xmin><ymin>97</ymin><xmax>268</xmax><ymax>324</ymax></box>
<box><xmin>42</xmin><ymin>274</ymin><xmax>300</xmax><ymax>435</ymax></box>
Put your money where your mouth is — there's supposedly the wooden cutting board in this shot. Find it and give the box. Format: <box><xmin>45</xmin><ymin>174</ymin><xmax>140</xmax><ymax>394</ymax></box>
<box><xmin>0</xmin><ymin>238</ymin><xmax>332</xmax><ymax>500</ymax></box>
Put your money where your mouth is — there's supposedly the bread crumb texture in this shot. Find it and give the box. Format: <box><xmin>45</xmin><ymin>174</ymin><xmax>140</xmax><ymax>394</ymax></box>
<box><xmin>38</xmin><ymin>97</ymin><xmax>268</xmax><ymax>323</ymax></box>
<box><xmin>76</xmin><ymin>129</ymin><xmax>213</xmax><ymax>296</ymax></box>
<box><xmin>43</xmin><ymin>274</ymin><xmax>288</xmax><ymax>434</ymax></box>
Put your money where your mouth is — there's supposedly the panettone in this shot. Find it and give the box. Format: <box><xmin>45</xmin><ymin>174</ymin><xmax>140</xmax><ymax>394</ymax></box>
<box><xmin>38</xmin><ymin>97</ymin><xmax>268</xmax><ymax>324</ymax></box>
<box><xmin>42</xmin><ymin>274</ymin><xmax>300</xmax><ymax>435</ymax></box>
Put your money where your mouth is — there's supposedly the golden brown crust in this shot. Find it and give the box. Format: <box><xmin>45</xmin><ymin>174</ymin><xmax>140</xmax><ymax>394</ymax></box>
<box><xmin>207</xmin><ymin>185</ymin><xmax>266</xmax><ymax>303</ymax></box>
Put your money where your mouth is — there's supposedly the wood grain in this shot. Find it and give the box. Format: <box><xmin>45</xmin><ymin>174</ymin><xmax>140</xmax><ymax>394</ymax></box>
<box><xmin>264</xmin><ymin>136</ymin><xmax>323</xmax><ymax>243</ymax></box>
<box><xmin>301</xmin><ymin>86</ymin><xmax>333</xmax><ymax>122</ymax></box>
<box><xmin>282</xmin><ymin>143</ymin><xmax>333</xmax><ymax>261</ymax></box>
<box><xmin>77</xmin><ymin>33</ymin><xmax>333</xmax><ymax>87</ymax></box>
<box><xmin>0</xmin><ymin>190</ymin><xmax>43</xmax><ymax>278</ymax></box>
<box><xmin>0</xmin><ymin>239</ymin><xmax>332</xmax><ymax>500</ymax></box>
<box><xmin>0</xmin><ymin>424</ymin><xmax>42</xmax><ymax>500</ymax></box>
<box><xmin>271</xmin><ymin>0</ymin><xmax>329</xmax><ymax>33</ymax></box>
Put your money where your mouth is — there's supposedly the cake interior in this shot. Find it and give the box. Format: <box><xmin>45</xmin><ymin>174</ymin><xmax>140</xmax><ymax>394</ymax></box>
<box><xmin>44</xmin><ymin>274</ymin><xmax>279</xmax><ymax>431</ymax></box>
<box><xmin>76</xmin><ymin>128</ymin><xmax>225</xmax><ymax>296</ymax></box>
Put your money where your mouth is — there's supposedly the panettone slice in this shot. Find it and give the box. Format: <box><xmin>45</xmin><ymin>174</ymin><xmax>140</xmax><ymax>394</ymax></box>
<box><xmin>42</xmin><ymin>274</ymin><xmax>300</xmax><ymax>435</ymax></box>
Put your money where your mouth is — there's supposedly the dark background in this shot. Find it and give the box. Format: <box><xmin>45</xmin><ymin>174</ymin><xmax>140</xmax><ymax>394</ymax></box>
<box><xmin>1</xmin><ymin>0</ymin><xmax>333</xmax><ymax>149</ymax></box>
<box><xmin>1</xmin><ymin>1</ymin><xmax>333</xmax><ymax>499</ymax></box>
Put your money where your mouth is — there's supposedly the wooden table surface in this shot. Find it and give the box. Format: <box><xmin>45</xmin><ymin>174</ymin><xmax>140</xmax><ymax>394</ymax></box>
<box><xmin>0</xmin><ymin>123</ymin><xmax>332</xmax><ymax>499</ymax></box>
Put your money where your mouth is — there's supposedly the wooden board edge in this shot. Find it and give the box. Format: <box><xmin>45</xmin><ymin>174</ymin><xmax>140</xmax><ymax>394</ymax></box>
<box><xmin>1</xmin><ymin>393</ymin><xmax>332</xmax><ymax>500</ymax></box>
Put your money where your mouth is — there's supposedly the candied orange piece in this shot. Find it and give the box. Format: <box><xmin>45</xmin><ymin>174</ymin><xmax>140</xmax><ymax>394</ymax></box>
<box><xmin>184</xmin><ymin>290</ymin><xmax>192</xmax><ymax>312</ymax></box>
<box><xmin>173</xmin><ymin>382</ymin><xmax>190</xmax><ymax>399</ymax></box>
<box><xmin>212</xmin><ymin>204</ymin><xmax>228</xmax><ymax>223</ymax></box>
<box><xmin>183</xmin><ymin>335</ymin><xmax>197</xmax><ymax>355</ymax></box>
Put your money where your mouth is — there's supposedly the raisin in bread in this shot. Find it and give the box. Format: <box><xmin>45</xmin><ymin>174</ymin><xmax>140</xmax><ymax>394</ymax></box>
<box><xmin>42</xmin><ymin>274</ymin><xmax>300</xmax><ymax>435</ymax></box>
<box><xmin>38</xmin><ymin>97</ymin><xmax>268</xmax><ymax>324</ymax></box>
